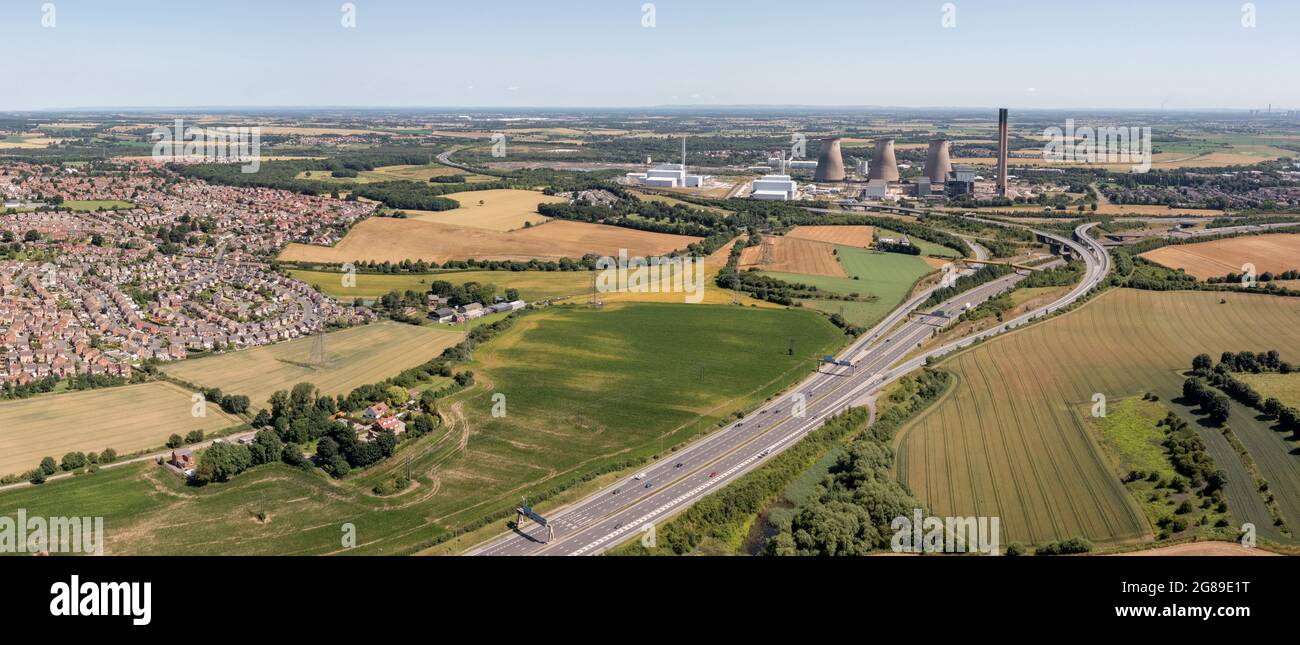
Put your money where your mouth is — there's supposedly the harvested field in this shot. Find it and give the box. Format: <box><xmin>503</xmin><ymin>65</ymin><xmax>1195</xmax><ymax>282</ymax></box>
<box><xmin>1112</xmin><ymin>542</ymin><xmax>1278</xmax><ymax>556</ymax></box>
<box><xmin>896</xmin><ymin>289</ymin><xmax>1300</xmax><ymax>546</ymax></box>
<box><xmin>1238</xmin><ymin>372</ymin><xmax>1300</xmax><ymax>408</ymax></box>
<box><xmin>0</xmin><ymin>382</ymin><xmax>242</xmax><ymax>479</ymax></box>
<box><xmin>279</xmin><ymin>218</ymin><xmax>700</xmax><ymax>265</ymax></box>
<box><xmin>1140</xmin><ymin>233</ymin><xmax>1300</xmax><ymax>280</ymax></box>
<box><xmin>161</xmin><ymin>322</ymin><xmax>463</xmax><ymax>405</ymax></box>
<box><xmin>407</xmin><ymin>189</ymin><xmax>562</xmax><ymax>231</ymax></box>
<box><xmin>786</xmin><ymin>225</ymin><xmax>874</xmax><ymax>248</ymax></box>
<box><xmin>738</xmin><ymin>236</ymin><xmax>845</xmax><ymax>277</ymax></box>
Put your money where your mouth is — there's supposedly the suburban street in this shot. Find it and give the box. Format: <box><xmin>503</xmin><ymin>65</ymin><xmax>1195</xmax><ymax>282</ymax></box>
<box><xmin>469</xmin><ymin>222</ymin><xmax>1108</xmax><ymax>556</ymax></box>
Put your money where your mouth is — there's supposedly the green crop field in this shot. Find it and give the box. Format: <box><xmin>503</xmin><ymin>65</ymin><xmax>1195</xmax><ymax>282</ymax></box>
<box><xmin>896</xmin><ymin>289</ymin><xmax>1300</xmax><ymax>546</ymax></box>
<box><xmin>1</xmin><ymin>303</ymin><xmax>844</xmax><ymax>554</ymax></box>
<box><xmin>289</xmin><ymin>269</ymin><xmax>594</xmax><ymax>302</ymax></box>
<box><xmin>762</xmin><ymin>245</ymin><xmax>935</xmax><ymax>328</ymax></box>
<box><xmin>62</xmin><ymin>200</ymin><xmax>135</xmax><ymax>211</ymax></box>
<box><xmin>161</xmin><ymin>322</ymin><xmax>463</xmax><ymax>406</ymax></box>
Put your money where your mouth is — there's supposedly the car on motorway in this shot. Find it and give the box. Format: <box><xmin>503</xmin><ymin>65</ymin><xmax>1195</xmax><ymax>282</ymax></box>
<box><xmin>709</xmin><ymin>471</ymin><xmax>717</xmax><ymax>478</ymax></box>
<box><xmin>644</xmin><ymin>482</ymin><xmax>653</xmax><ymax>488</ymax></box>
<box><xmin>674</xmin><ymin>462</ymin><xmax>683</xmax><ymax>468</ymax></box>
<box><xmin>633</xmin><ymin>473</ymin><xmax>645</xmax><ymax>480</ymax></box>
<box><xmin>612</xmin><ymin>488</ymin><xmax>620</xmax><ymax>495</ymax></box>
<box><xmin>760</xmin><ymin>449</ymin><xmax>771</xmax><ymax>457</ymax></box>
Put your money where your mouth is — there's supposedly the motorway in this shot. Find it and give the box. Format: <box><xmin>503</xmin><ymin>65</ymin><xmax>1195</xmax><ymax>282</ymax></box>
<box><xmin>469</xmin><ymin>222</ymin><xmax>1108</xmax><ymax>556</ymax></box>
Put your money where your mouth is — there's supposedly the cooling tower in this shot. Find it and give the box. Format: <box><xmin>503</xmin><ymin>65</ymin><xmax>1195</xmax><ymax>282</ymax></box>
<box><xmin>996</xmin><ymin>108</ymin><xmax>1009</xmax><ymax>196</ymax></box>
<box><xmin>814</xmin><ymin>137</ymin><xmax>846</xmax><ymax>182</ymax></box>
<box><xmin>924</xmin><ymin>139</ymin><xmax>952</xmax><ymax>184</ymax></box>
<box><xmin>867</xmin><ymin>138</ymin><xmax>899</xmax><ymax>182</ymax></box>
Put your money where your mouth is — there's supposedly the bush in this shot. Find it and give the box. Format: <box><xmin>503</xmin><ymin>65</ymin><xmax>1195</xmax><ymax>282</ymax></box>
<box><xmin>60</xmin><ymin>452</ymin><xmax>87</xmax><ymax>472</ymax></box>
<box><xmin>193</xmin><ymin>443</ymin><xmax>253</xmax><ymax>484</ymax></box>
<box><xmin>1035</xmin><ymin>537</ymin><xmax>1093</xmax><ymax>556</ymax></box>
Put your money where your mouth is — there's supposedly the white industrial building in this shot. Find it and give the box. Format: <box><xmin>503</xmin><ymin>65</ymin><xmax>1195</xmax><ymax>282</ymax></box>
<box><xmin>863</xmin><ymin>179</ymin><xmax>890</xmax><ymax>199</ymax></box>
<box><xmin>626</xmin><ymin>139</ymin><xmax>709</xmax><ymax>188</ymax></box>
<box><xmin>751</xmin><ymin>174</ymin><xmax>798</xmax><ymax>201</ymax></box>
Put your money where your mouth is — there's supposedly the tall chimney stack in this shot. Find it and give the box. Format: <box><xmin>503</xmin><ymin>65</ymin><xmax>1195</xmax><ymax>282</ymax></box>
<box><xmin>996</xmin><ymin>108</ymin><xmax>1009</xmax><ymax>197</ymax></box>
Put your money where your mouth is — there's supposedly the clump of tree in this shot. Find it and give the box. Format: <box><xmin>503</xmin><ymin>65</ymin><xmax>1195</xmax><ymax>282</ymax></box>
<box><xmin>1034</xmin><ymin>536</ymin><xmax>1092</xmax><ymax>555</ymax></box>
<box><xmin>1190</xmin><ymin>352</ymin><xmax>1300</xmax><ymax>434</ymax></box>
<box><xmin>923</xmin><ymin>264</ymin><xmax>1015</xmax><ymax>308</ymax></box>
<box><xmin>767</xmin><ymin>370</ymin><xmax>951</xmax><ymax>556</ymax></box>
<box><xmin>1182</xmin><ymin>377</ymin><xmax>1232</xmax><ymax>425</ymax></box>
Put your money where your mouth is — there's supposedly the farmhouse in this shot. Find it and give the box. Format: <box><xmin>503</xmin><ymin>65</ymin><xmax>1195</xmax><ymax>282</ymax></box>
<box><xmin>374</xmin><ymin>415</ymin><xmax>406</xmax><ymax>435</ymax></box>
<box><xmin>363</xmin><ymin>402</ymin><xmax>390</xmax><ymax>421</ymax></box>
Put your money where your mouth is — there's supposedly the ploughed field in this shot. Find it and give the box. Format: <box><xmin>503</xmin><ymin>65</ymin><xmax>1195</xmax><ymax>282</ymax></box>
<box><xmin>895</xmin><ymin>289</ymin><xmax>1300</xmax><ymax>546</ymax></box>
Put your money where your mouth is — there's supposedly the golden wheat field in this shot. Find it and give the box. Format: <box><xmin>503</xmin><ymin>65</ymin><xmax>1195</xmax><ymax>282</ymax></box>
<box><xmin>785</xmin><ymin>225</ymin><xmax>875</xmax><ymax>248</ymax></box>
<box><xmin>1140</xmin><ymin>233</ymin><xmax>1300</xmax><ymax>280</ymax></box>
<box><xmin>279</xmin><ymin>217</ymin><xmax>700</xmax><ymax>265</ymax></box>
<box><xmin>738</xmin><ymin>236</ymin><xmax>845</xmax><ymax>277</ymax></box>
<box><xmin>0</xmin><ymin>382</ymin><xmax>242</xmax><ymax>479</ymax></box>
<box><xmin>161</xmin><ymin>322</ymin><xmax>463</xmax><ymax>406</ymax></box>
<box><xmin>407</xmin><ymin>189</ymin><xmax>563</xmax><ymax>231</ymax></box>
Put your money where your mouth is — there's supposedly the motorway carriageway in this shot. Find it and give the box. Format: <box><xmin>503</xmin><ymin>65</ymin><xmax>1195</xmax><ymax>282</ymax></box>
<box><xmin>468</xmin><ymin>222</ymin><xmax>1106</xmax><ymax>556</ymax></box>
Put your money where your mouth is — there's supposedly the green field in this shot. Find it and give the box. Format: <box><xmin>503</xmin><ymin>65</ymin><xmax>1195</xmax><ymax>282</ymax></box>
<box><xmin>1092</xmin><ymin>397</ymin><xmax>1234</xmax><ymax>542</ymax></box>
<box><xmin>161</xmin><ymin>322</ymin><xmax>463</xmax><ymax>406</ymax></box>
<box><xmin>762</xmin><ymin>245</ymin><xmax>935</xmax><ymax>328</ymax></box>
<box><xmin>896</xmin><ymin>288</ymin><xmax>1300</xmax><ymax>546</ymax></box>
<box><xmin>2</xmin><ymin>303</ymin><xmax>844</xmax><ymax>554</ymax></box>
<box><xmin>878</xmin><ymin>228</ymin><xmax>962</xmax><ymax>259</ymax></box>
<box><xmin>62</xmin><ymin>200</ymin><xmax>135</xmax><ymax>211</ymax></box>
<box><xmin>289</xmin><ymin>269</ymin><xmax>594</xmax><ymax>302</ymax></box>
<box><xmin>1094</xmin><ymin>398</ymin><xmax>1176</xmax><ymax>480</ymax></box>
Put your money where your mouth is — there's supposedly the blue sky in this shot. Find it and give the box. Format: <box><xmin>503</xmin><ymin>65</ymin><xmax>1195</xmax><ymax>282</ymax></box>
<box><xmin>1</xmin><ymin>0</ymin><xmax>1296</xmax><ymax>111</ymax></box>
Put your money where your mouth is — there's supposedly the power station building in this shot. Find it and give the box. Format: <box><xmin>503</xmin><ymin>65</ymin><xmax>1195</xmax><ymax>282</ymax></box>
<box><xmin>945</xmin><ymin>164</ymin><xmax>976</xmax><ymax>197</ymax></box>
<box><xmin>627</xmin><ymin>162</ymin><xmax>708</xmax><ymax>188</ymax></box>
<box><xmin>626</xmin><ymin>138</ymin><xmax>709</xmax><ymax>188</ymax></box>
<box><xmin>751</xmin><ymin>174</ymin><xmax>799</xmax><ymax>201</ymax></box>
